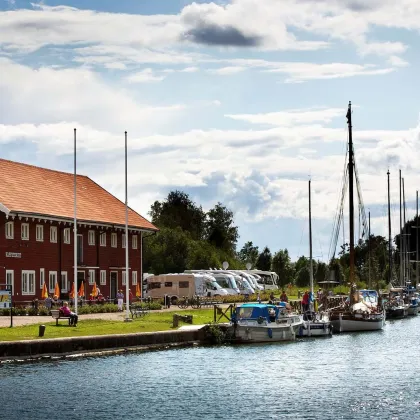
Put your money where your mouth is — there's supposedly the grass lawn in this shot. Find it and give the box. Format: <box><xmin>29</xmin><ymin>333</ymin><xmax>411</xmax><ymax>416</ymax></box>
<box><xmin>0</xmin><ymin>309</ymin><xmax>217</xmax><ymax>342</ymax></box>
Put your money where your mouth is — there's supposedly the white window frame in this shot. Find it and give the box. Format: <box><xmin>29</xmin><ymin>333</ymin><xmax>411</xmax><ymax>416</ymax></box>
<box><xmin>88</xmin><ymin>230</ymin><xmax>95</xmax><ymax>246</ymax></box>
<box><xmin>40</xmin><ymin>268</ymin><xmax>45</xmax><ymax>289</ymax></box>
<box><xmin>50</xmin><ymin>226</ymin><xmax>57</xmax><ymax>243</ymax></box>
<box><xmin>21</xmin><ymin>223</ymin><xmax>29</xmax><ymax>240</ymax></box>
<box><xmin>122</xmin><ymin>271</ymin><xmax>127</xmax><ymax>286</ymax></box>
<box><xmin>111</xmin><ymin>232</ymin><xmax>117</xmax><ymax>248</ymax></box>
<box><xmin>5</xmin><ymin>221</ymin><xmax>14</xmax><ymax>239</ymax></box>
<box><xmin>132</xmin><ymin>235</ymin><xmax>138</xmax><ymax>249</ymax></box>
<box><xmin>49</xmin><ymin>271</ymin><xmax>57</xmax><ymax>294</ymax></box>
<box><xmin>61</xmin><ymin>271</ymin><xmax>68</xmax><ymax>292</ymax></box>
<box><xmin>89</xmin><ymin>269</ymin><xmax>95</xmax><ymax>285</ymax></box>
<box><xmin>36</xmin><ymin>224</ymin><xmax>44</xmax><ymax>242</ymax></box>
<box><xmin>6</xmin><ymin>270</ymin><xmax>14</xmax><ymax>296</ymax></box>
<box><xmin>100</xmin><ymin>232</ymin><xmax>106</xmax><ymax>247</ymax></box>
<box><xmin>122</xmin><ymin>234</ymin><xmax>126</xmax><ymax>248</ymax></box>
<box><xmin>132</xmin><ymin>271</ymin><xmax>137</xmax><ymax>285</ymax></box>
<box><xmin>22</xmin><ymin>270</ymin><xmax>35</xmax><ymax>295</ymax></box>
<box><xmin>63</xmin><ymin>228</ymin><xmax>71</xmax><ymax>244</ymax></box>
<box><xmin>100</xmin><ymin>270</ymin><xmax>107</xmax><ymax>285</ymax></box>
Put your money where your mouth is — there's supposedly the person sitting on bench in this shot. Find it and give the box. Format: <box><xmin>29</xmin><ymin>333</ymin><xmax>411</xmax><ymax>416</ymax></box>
<box><xmin>60</xmin><ymin>301</ymin><xmax>78</xmax><ymax>326</ymax></box>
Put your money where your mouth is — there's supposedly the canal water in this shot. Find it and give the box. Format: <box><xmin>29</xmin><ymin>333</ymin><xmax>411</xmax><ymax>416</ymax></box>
<box><xmin>1</xmin><ymin>317</ymin><xmax>420</xmax><ymax>420</ymax></box>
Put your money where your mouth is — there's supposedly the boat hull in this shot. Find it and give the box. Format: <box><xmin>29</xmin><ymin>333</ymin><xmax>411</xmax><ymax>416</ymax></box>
<box><xmin>298</xmin><ymin>321</ymin><xmax>333</xmax><ymax>337</ymax></box>
<box><xmin>408</xmin><ymin>305</ymin><xmax>419</xmax><ymax>316</ymax></box>
<box><xmin>234</xmin><ymin>323</ymin><xmax>301</xmax><ymax>343</ymax></box>
<box><xmin>329</xmin><ymin>313</ymin><xmax>385</xmax><ymax>332</ymax></box>
<box><xmin>386</xmin><ymin>307</ymin><xmax>408</xmax><ymax>319</ymax></box>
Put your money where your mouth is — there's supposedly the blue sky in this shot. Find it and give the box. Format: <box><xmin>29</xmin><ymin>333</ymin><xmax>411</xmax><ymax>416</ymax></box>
<box><xmin>1</xmin><ymin>0</ymin><xmax>420</xmax><ymax>262</ymax></box>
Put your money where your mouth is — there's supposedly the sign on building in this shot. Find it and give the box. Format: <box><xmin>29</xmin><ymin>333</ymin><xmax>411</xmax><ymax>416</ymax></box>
<box><xmin>5</xmin><ymin>252</ymin><xmax>21</xmax><ymax>258</ymax></box>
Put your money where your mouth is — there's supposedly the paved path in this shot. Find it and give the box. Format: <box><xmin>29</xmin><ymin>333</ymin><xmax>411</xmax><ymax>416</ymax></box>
<box><xmin>0</xmin><ymin>304</ymin><xmax>232</xmax><ymax>328</ymax></box>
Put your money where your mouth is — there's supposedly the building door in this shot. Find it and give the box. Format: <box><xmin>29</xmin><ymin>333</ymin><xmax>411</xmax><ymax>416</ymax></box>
<box><xmin>110</xmin><ymin>272</ymin><xmax>118</xmax><ymax>299</ymax></box>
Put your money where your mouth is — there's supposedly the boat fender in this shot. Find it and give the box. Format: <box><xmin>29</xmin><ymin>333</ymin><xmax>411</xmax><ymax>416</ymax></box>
<box><xmin>268</xmin><ymin>328</ymin><xmax>273</xmax><ymax>339</ymax></box>
<box><xmin>257</xmin><ymin>316</ymin><xmax>264</xmax><ymax>324</ymax></box>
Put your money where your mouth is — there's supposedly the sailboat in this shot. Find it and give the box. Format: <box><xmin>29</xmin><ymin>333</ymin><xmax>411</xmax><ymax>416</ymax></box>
<box><xmin>298</xmin><ymin>180</ymin><xmax>332</xmax><ymax>337</ymax></box>
<box><xmin>328</xmin><ymin>102</ymin><xmax>385</xmax><ymax>332</ymax></box>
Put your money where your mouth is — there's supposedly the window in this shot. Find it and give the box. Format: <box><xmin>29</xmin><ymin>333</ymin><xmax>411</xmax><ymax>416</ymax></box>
<box><xmin>49</xmin><ymin>271</ymin><xmax>57</xmax><ymax>293</ymax></box>
<box><xmin>179</xmin><ymin>281</ymin><xmax>190</xmax><ymax>288</ymax></box>
<box><xmin>50</xmin><ymin>226</ymin><xmax>57</xmax><ymax>243</ymax></box>
<box><xmin>36</xmin><ymin>224</ymin><xmax>44</xmax><ymax>241</ymax></box>
<box><xmin>21</xmin><ymin>223</ymin><xmax>29</xmax><ymax>240</ymax></box>
<box><xmin>40</xmin><ymin>268</ymin><xmax>45</xmax><ymax>289</ymax></box>
<box><xmin>100</xmin><ymin>270</ymin><xmax>107</xmax><ymax>285</ymax></box>
<box><xmin>5</xmin><ymin>221</ymin><xmax>14</xmax><ymax>239</ymax></box>
<box><xmin>111</xmin><ymin>232</ymin><xmax>117</xmax><ymax>248</ymax></box>
<box><xmin>6</xmin><ymin>270</ymin><xmax>14</xmax><ymax>296</ymax></box>
<box><xmin>100</xmin><ymin>232</ymin><xmax>106</xmax><ymax>247</ymax></box>
<box><xmin>164</xmin><ymin>282</ymin><xmax>173</xmax><ymax>288</ymax></box>
<box><xmin>61</xmin><ymin>272</ymin><xmax>68</xmax><ymax>292</ymax></box>
<box><xmin>22</xmin><ymin>270</ymin><xmax>35</xmax><ymax>295</ymax></box>
<box><xmin>77</xmin><ymin>235</ymin><xmax>83</xmax><ymax>264</ymax></box>
<box><xmin>63</xmin><ymin>228</ymin><xmax>71</xmax><ymax>244</ymax></box>
<box><xmin>148</xmin><ymin>282</ymin><xmax>161</xmax><ymax>290</ymax></box>
<box><xmin>89</xmin><ymin>269</ymin><xmax>95</xmax><ymax>285</ymax></box>
<box><xmin>122</xmin><ymin>271</ymin><xmax>127</xmax><ymax>285</ymax></box>
<box><xmin>132</xmin><ymin>271</ymin><xmax>138</xmax><ymax>285</ymax></box>
<box><xmin>122</xmin><ymin>234</ymin><xmax>126</xmax><ymax>248</ymax></box>
<box><xmin>88</xmin><ymin>230</ymin><xmax>95</xmax><ymax>246</ymax></box>
<box><xmin>132</xmin><ymin>235</ymin><xmax>138</xmax><ymax>249</ymax></box>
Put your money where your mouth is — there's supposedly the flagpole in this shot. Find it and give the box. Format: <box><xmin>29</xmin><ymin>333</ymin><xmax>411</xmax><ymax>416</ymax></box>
<box><xmin>124</xmin><ymin>131</ymin><xmax>131</xmax><ymax>322</ymax></box>
<box><xmin>74</xmin><ymin>128</ymin><xmax>78</xmax><ymax>315</ymax></box>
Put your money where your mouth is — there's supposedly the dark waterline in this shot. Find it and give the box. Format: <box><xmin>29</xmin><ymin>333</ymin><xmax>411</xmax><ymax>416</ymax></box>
<box><xmin>1</xmin><ymin>317</ymin><xmax>420</xmax><ymax>420</ymax></box>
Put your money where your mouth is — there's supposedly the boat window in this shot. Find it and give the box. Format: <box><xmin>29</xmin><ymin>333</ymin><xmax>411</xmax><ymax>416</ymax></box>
<box><xmin>238</xmin><ymin>307</ymin><xmax>253</xmax><ymax>318</ymax></box>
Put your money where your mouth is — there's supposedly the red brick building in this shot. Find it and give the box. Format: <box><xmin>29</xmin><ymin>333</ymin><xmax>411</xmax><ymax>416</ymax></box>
<box><xmin>0</xmin><ymin>159</ymin><xmax>158</xmax><ymax>303</ymax></box>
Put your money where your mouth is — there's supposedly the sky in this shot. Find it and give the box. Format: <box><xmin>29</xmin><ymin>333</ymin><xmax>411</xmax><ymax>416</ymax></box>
<box><xmin>1</xmin><ymin>0</ymin><xmax>420</xmax><ymax>262</ymax></box>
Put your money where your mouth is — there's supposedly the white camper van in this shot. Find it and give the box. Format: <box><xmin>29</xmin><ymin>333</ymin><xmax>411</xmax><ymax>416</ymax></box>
<box><xmin>145</xmin><ymin>273</ymin><xmax>228</xmax><ymax>303</ymax></box>
<box><xmin>211</xmin><ymin>273</ymin><xmax>240</xmax><ymax>295</ymax></box>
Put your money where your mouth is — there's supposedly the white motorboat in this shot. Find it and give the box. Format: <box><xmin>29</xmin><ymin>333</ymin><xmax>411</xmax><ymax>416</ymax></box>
<box><xmin>232</xmin><ymin>303</ymin><xmax>302</xmax><ymax>343</ymax></box>
<box><xmin>298</xmin><ymin>311</ymin><xmax>333</xmax><ymax>337</ymax></box>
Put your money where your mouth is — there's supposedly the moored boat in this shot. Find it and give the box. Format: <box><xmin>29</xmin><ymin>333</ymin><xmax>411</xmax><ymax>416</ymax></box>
<box><xmin>231</xmin><ymin>303</ymin><xmax>302</xmax><ymax>343</ymax></box>
<box><xmin>298</xmin><ymin>311</ymin><xmax>333</xmax><ymax>337</ymax></box>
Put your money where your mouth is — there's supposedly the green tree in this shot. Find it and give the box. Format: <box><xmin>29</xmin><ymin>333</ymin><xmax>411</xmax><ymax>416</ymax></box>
<box><xmin>315</xmin><ymin>261</ymin><xmax>328</xmax><ymax>283</ymax></box>
<box><xmin>205</xmin><ymin>202</ymin><xmax>239</xmax><ymax>253</ymax></box>
<box><xmin>256</xmin><ymin>246</ymin><xmax>272</xmax><ymax>271</ymax></box>
<box><xmin>271</xmin><ymin>249</ymin><xmax>295</xmax><ymax>287</ymax></box>
<box><xmin>238</xmin><ymin>241</ymin><xmax>259</xmax><ymax>267</ymax></box>
<box><xmin>296</xmin><ymin>266</ymin><xmax>310</xmax><ymax>288</ymax></box>
<box><xmin>149</xmin><ymin>190</ymin><xmax>206</xmax><ymax>240</ymax></box>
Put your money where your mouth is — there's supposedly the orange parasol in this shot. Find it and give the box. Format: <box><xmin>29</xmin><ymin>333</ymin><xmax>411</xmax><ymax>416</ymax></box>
<box><xmin>136</xmin><ymin>282</ymin><xmax>141</xmax><ymax>298</ymax></box>
<box><xmin>69</xmin><ymin>282</ymin><xmax>75</xmax><ymax>299</ymax></box>
<box><xmin>78</xmin><ymin>282</ymin><xmax>85</xmax><ymax>298</ymax></box>
<box><xmin>54</xmin><ymin>281</ymin><xmax>60</xmax><ymax>299</ymax></box>
<box><xmin>91</xmin><ymin>282</ymin><xmax>98</xmax><ymax>297</ymax></box>
<box><xmin>41</xmin><ymin>282</ymin><xmax>48</xmax><ymax>299</ymax></box>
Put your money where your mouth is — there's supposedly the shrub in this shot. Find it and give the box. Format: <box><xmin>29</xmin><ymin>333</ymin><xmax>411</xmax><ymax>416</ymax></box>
<box><xmin>27</xmin><ymin>307</ymin><xmax>38</xmax><ymax>316</ymax></box>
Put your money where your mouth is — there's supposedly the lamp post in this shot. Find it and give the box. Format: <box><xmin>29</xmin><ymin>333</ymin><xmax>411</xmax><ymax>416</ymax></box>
<box><xmin>124</xmin><ymin>131</ymin><xmax>131</xmax><ymax>322</ymax></box>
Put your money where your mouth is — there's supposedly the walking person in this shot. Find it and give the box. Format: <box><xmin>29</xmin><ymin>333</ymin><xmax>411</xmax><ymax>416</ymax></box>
<box><xmin>117</xmin><ymin>290</ymin><xmax>124</xmax><ymax>311</ymax></box>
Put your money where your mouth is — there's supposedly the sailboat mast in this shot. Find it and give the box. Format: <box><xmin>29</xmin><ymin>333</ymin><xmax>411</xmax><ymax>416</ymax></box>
<box><xmin>399</xmin><ymin>170</ymin><xmax>403</xmax><ymax>285</ymax></box>
<box><xmin>403</xmin><ymin>177</ymin><xmax>407</xmax><ymax>285</ymax></box>
<box><xmin>387</xmin><ymin>170</ymin><xmax>392</xmax><ymax>285</ymax></box>
<box><xmin>368</xmin><ymin>211</ymin><xmax>371</xmax><ymax>289</ymax></box>
<box><xmin>346</xmin><ymin>101</ymin><xmax>355</xmax><ymax>285</ymax></box>
<box><xmin>417</xmin><ymin>190</ymin><xmax>419</xmax><ymax>287</ymax></box>
<box><xmin>309</xmin><ymin>180</ymin><xmax>314</xmax><ymax>296</ymax></box>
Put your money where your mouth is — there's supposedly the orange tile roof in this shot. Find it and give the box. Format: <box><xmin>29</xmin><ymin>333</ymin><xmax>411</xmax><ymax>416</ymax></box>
<box><xmin>0</xmin><ymin>158</ymin><xmax>158</xmax><ymax>232</ymax></box>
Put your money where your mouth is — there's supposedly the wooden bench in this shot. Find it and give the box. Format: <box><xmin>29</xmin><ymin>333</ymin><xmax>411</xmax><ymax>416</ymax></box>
<box><xmin>129</xmin><ymin>305</ymin><xmax>148</xmax><ymax>319</ymax></box>
<box><xmin>50</xmin><ymin>309</ymin><xmax>72</xmax><ymax>326</ymax></box>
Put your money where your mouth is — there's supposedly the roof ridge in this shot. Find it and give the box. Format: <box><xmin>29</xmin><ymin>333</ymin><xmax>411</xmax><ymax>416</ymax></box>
<box><xmin>0</xmin><ymin>158</ymin><xmax>88</xmax><ymax>178</ymax></box>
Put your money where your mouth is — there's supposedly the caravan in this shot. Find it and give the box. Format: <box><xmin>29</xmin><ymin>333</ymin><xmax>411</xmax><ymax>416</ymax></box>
<box><xmin>145</xmin><ymin>273</ymin><xmax>228</xmax><ymax>303</ymax></box>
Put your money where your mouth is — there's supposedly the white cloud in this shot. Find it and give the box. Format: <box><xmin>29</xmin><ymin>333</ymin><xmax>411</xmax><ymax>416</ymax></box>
<box><xmin>209</xmin><ymin>66</ymin><xmax>246</xmax><ymax>75</ymax></box>
<box><xmin>180</xmin><ymin>66</ymin><xmax>199</xmax><ymax>72</ymax></box>
<box><xmin>0</xmin><ymin>58</ymin><xmax>184</xmax><ymax>134</ymax></box>
<box><xmin>125</xmin><ymin>68</ymin><xmax>166</xmax><ymax>83</ymax></box>
<box><xmin>388</xmin><ymin>55</ymin><xmax>409</xmax><ymax>68</ymax></box>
